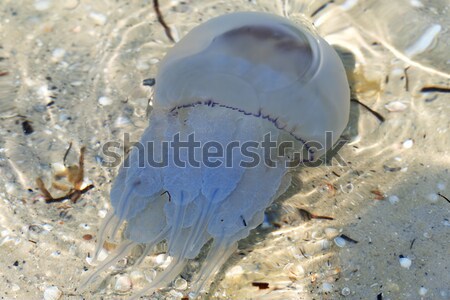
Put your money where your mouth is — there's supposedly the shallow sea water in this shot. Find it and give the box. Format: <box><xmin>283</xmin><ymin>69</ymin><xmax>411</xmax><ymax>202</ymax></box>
<box><xmin>0</xmin><ymin>0</ymin><xmax>449</xmax><ymax>299</ymax></box>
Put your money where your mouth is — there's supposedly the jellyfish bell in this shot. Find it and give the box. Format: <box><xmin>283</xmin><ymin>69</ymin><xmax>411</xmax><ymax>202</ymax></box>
<box><xmin>81</xmin><ymin>12</ymin><xmax>349</xmax><ymax>298</ymax></box>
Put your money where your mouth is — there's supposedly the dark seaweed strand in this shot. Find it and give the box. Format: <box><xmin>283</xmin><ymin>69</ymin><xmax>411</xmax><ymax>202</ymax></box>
<box><xmin>420</xmin><ymin>86</ymin><xmax>450</xmax><ymax>93</ymax></box>
<box><xmin>310</xmin><ymin>1</ymin><xmax>334</xmax><ymax>18</ymax></box>
<box><xmin>167</xmin><ymin>100</ymin><xmax>315</xmax><ymax>162</ymax></box>
<box><xmin>153</xmin><ymin>0</ymin><xmax>175</xmax><ymax>43</ymax></box>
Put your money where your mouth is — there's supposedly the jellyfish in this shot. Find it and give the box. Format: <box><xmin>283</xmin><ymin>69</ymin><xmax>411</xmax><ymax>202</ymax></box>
<box><xmin>82</xmin><ymin>12</ymin><xmax>349</xmax><ymax>298</ymax></box>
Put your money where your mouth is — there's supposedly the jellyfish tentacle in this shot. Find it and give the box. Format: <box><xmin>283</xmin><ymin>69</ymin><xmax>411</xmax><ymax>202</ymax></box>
<box><xmin>80</xmin><ymin>240</ymin><xmax>135</xmax><ymax>289</ymax></box>
<box><xmin>188</xmin><ymin>195</ymin><xmax>215</xmax><ymax>253</ymax></box>
<box><xmin>167</xmin><ymin>191</ymin><xmax>189</xmax><ymax>257</ymax></box>
<box><xmin>134</xmin><ymin>226</ymin><xmax>170</xmax><ymax>266</ymax></box>
<box><xmin>129</xmin><ymin>257</ymin><xmax>188</xmax><ymax>300</ymax></box>
<box><xmin>190</xmin><ymin>238</ymin><xmax>238</xmax><ymax>298</ymax></box>
<box><xmin>94</xmin><ymin>210</ymin><xmax>122</xmax><ymax>259</ymax></box>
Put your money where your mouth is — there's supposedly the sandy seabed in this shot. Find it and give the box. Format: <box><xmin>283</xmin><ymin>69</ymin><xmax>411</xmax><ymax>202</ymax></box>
<box><xmin>0</xmin><ymin>0</ymin><xmax>449</xmax><ymax>299</ymax></box>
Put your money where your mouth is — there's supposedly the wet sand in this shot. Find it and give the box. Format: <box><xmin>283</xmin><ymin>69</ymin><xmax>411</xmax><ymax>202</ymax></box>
<box><xmin>0</xmin><ymin>0</ymin><xmax>449</xmax><ymax>299</ymax></box>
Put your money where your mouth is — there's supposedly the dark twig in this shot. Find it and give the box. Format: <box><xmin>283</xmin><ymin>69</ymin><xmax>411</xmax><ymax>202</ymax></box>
<box><xmin>340</xmin><ymin>234</ymin><xmax>358</xmax><ymax>244</ymax></box>
<box><xmin>409</xmin><ymin>238</ymin><xmax>416</xmax><ymax>250</ymax></box>
<box><xmin>438</xmin><ymin>193</ymin><xmax>450</xmax><ymax>204</ymax></box>
<box><xmin>161</xmin><ymin>190</ymin><xmax>171</xmax><ymax>202</ymax></box>
<box><xmin>44</xmin><ymin>184</ymin><xmax>95</xmax><ymax>204</ymax></box>
<box><xmin>63</xmin><ymin>142</ymin><xmax>73</xmax><ymax>166</ymax></box>
<box><xmin>404</xmin><ymin>66</ymin><xmax>410</xmax><ymax>92</ymax></box>
<box><xmin>420</xmin><ymin>86</ymin><xmax>450</xmax><ymax>93</ymax></box>
<box><xmin>298</xmin><ymin>208</ymin><xmax>334</xmax><ymax>220</ymax></box>
<box><xmin>153</xmin><ymin>0</ymin><xmax>175</xmax><ymax>43</ymax></box>
<box><xmin>351</xmin><ymin>98</ymin><xmax>385</xmax><ymax>123</ymax></box>
<box><xmin>311</xmin><ymin>1</ymin><xmax>334</xmax><ymax>17</ymax></box>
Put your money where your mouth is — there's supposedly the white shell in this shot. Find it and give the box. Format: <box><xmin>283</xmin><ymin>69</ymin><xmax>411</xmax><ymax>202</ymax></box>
<box><xmin>82</xmin><ymin>12</ymin><xmax>350</xmax><ymax>299</ymax></box>
<box><xmin>399</xmin><ymin>257</ymin><xmax>412</xmax><ymax>269</ymax></box>
<box><xmin>43</xmin><ymin>286</ymin><xmax>62</xmax><ymax>300</ymax></box>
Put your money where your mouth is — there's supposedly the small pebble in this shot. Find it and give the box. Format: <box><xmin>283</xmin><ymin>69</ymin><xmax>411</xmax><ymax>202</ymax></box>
<box><xmin>225</xmin><ymin>265</ymin><xmax>244</xmax><ymax>278</ymax></box>
<box><xmin>51</xmin><ymin>48</ymin><xmax>66</xmax><ymax>61</ymax></box>
<box><xmin>155</xmin><ymin>254</ymin><xmax>166</xmax><ymax>265</ymax></box>
<box><xmin>311</xmin><ymin>230</ymin><xmax>324</xmax><ymax>240</ymax></box>
<box><xmin>130</xmin><ymin>270</ymin><xmax>144</xmax><ymax>282</ymax></box>
<box><xmin>334</xmin><ymin>236</ymin><xmax>346</xmax><ymax>248</ymax></box>
<box><xmin>402</xmin><ymin>139</ymin><xmax>414</xmax><ymax>149</ymax></box>
<box><xmin>145</xmin><ymin>269</ymin><xmax>157</xmax><ymax>282</ymax></box>
<box><xmin>322</xmin><ymin>282</ymin><xmax>333</xmax><ymax>292</ymax></box>
<box><xmin>79</xmin><ymin>223</ymin><xmax>90</xmax><ymax>230</ymax></box>
<box><xmin>86</xmin><ymin>248</ymin><xmax>108</xmax><ymax>265</ymax></box>
<box><xmin>174</xmin><ymin>278</ymin><xmax>188</xmax><ymax>290</ymax></box>
<box><xmin>98</xmin><ymin>96</ymin><xmax>113</xmax><ymax>106</ymax></box>
<box><xmin>427</xmin><ymin>193</ymin><xmax>439</xmax><ymax>203</ymax></box>
<box><xmin>59</xmin><ymin>114</ymin><xmax>71</xmax><ymax>122</ymax></box>
<box><xmin>410</xmin><ymin>0</ymin><xmax>424</xmax><ymax>7</ymax></box>
<box><xmin>34</xmin><ymin>0</ymin><xmax>51</xmax><ymax>11</ymax></box>
<box><xmin>324</xmin><ymin>228</ymin><xmax>339</xmax><ymax>239</ymax></box>
<box><xmin>11</xmin><ymin>283</ymin><xmax>20</xmax><ymax>292</ymax></box>
<box><xmin>168</xmin><ymin>290</ymin><xmax>184</xmax><ymax>298</ymax></box>
<box><xmin>51</xmin><ymin>162</ymin><xmax>66</xmax><ymax>173</ymax></box>
<box><xmin>98</xmin><ymin>209</ymin><xmax>108</xmax><ymax>218</ymax></box>
<box><xmin>136</xmin><ymin>60</ymin><xmax>150</xmax><ymax>71</ymax></box>
<box><xmin>64</xmin><ymin>0</ymin><xmax>79</xmax><ymax>9</ymax></box>
<box><xmin>385</xmin><ymin>101</ymin><xmax>407</xmax><ymax>112</ymax></box>
<box><xmin>399</xmin><ymin>256</ymin><xmax>412</xmax><ymax>269</ymax></box>
<box><xmin>419</xmin><ymin>287</ymin><xmax>428</xmax><ymax>296</ymax></box>
<box><xmin>89</xmin><ymin>12</ymin><xmax>107</xmax><ymax>25</ymax></box>
<box><xmin>319</xmin><ymin>239</ymin><xmax>330</xmax><ymax>250</ymax></box>
<box><xmin>42</xmin><ymin>224</ymin><xmax>54</xmax><ymax>231</ymax></box>
<box><xmin>82</xmin><ymin>234</ymin><xmax>93</xmax><ymax>241</ymax></box>
<box><xmin>391</xmin><ymin>68</ymin><xmax>404</xmax><ymax>77</ymax></box>
<box><xmin>114</xmin><ymin>116</ymin><xmax>131</xmax><ymax>127</ymax></box>
<box><xmin>340</xmin><ymin>183</ymin><xmax>354</xmax><ymax>194</ymax></box>
<box><xmin>114</xmin><ymin>275</ymin><xmax>132</xmax><ymax>292</ymax></box>
<box><xmin>5</xmin><ymin>182</ymin><xmax>15</xmax><ymax>194</ymax></box>
<box><xmin>341</xmin><ymin>287</ymin><xmax>351</xmax><ymax>296</ymax></box>
<box><xmin>388</xmin><ymin>195</ymin><xmax>400</xmax><ymax>204</ymax></box>
<box><xmin>43</xmin><ymin>286</ymin><xmax>62</xmax><ymax>300</ymax></box>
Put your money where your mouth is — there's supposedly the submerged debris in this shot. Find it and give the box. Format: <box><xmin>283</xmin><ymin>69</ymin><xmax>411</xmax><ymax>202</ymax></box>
<box><xmin>143</xmin><ymin>78</ymin><xmax>156</xmax><ymax>87</ymax></box>
<box><xmin>153</xmin><ymin>0</ymin><xmax>175</xmax><ymax>42</ymax></box>
<box><xmin>437</xmin><ymin>193</ymin><xmax>450</xmax><ymax>204</ymax></box>
<box><xmin>36</xmin><ymin>146</ymin><xmax>94</xmax><ymax>203</ymax></box>
<box><xmin>420</xmin><ymin>86</ymin><xmax>450</xmax><ymax>93</ymax></box>
<box><xmin>252</xmin><ymin>282</ymin><xmax>269</xmax><ymax>290</ymax></box>
<box><xmin>21</xmin><ymin>120</ymin><xmax>34</xmax><ymax>135</ymax></box>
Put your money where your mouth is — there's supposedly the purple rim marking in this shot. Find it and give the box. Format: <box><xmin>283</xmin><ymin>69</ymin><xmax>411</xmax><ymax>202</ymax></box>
<box><xmin>167</xmin><ymin>100</ymin><xmax>315</xmax><ymax>162</ymax></box>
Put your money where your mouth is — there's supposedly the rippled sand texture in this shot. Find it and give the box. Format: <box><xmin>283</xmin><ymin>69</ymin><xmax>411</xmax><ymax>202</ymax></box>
<box><xmin>0</xmin><ymin>0</ymin><xmax>449</xmax><ymax>299</ymax></box>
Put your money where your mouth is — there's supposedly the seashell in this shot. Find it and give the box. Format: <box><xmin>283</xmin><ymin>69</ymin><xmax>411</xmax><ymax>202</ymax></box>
<box><xmin>385</xmin><ymin>101</ymin><xmax>407</xmax><ymax>112</ymax></box>
<box><xmin>43</xmin><ymin>286</ymin><xmax>62</xmax><ymax>300</ymax></box>
<box><xmin>399</xmin><ymin>256</ymin><xmax>412</xmax><ymax>269</ymax></box>
<box><xmin>334</xmin><ymin>236</ymin><xmax>347</xmax><ymax>248</ymax></box>
<box><xmin>81</xmin><ymin>12</ymin><xmax>349</xmax><ymax>298</ymax></box>
<box><xmin>114</xmin><ymin>275</ymin><xmax>132</xmax><ymax>292</ymax></box>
